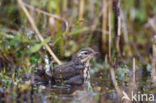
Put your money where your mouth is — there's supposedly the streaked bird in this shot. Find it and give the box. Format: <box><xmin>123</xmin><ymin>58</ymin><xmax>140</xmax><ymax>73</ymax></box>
<box><xmin>36</xmin><ymin>48</ymin><xmax>97</xmax><ymax>85</ymax></box>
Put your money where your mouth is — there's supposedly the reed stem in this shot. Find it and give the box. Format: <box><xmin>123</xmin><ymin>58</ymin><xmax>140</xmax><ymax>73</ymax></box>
<box><xmin>17</xmin><ymin>0</ymin><xmax>62</xmax><ymax>65</ymax></box>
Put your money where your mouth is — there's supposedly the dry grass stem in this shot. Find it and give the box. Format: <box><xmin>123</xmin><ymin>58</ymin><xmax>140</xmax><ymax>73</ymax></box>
<box><xmin>78</xmin><ymin>0</ymin><xmax>84</xmax><ymax>27</ymax></box>
<box><xmin>101</xmin><ymin>0</ymin><xmax>108</xmax><ymax>54</ymax></box>
<box><xmin>151</xmin><ymin>35</ymin><xmax>156</xmax><ymax>85</ymax></box>
<box><xmin>17</xmin><ymin>0</ymin><xmax>62</xmax><ymax>65</ymax></box>
<box><xmin>132</xmin><ymin>58</ymin><xmax>136</xmax><ymax>83</ymax></box>
<box><xmin>108</xmin><ymin>0</ymin><xmax>112</xmax><ymax>62</ymax></box>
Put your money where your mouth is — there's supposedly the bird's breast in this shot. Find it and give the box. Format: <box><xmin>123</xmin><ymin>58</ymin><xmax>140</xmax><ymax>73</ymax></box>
<box><xmin>83</xmin><ymin>66</ymin><xmax>90</xmax><ymax>81</ymax></box>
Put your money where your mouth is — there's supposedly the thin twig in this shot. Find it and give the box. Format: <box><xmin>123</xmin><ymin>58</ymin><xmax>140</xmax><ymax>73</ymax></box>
<box><xmin>17</xmin><ymin>0</ymin><xmax>62</xmax><ymax>65</ymax></box>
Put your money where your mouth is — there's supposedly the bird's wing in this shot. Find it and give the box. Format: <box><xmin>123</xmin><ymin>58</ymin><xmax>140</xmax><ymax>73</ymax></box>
<box><xmin>65</xmin><ymin>75</ymin><xmax>83</xmax><ymax>85</ymax></box>
<box><xmin>53</xmin><ymin>62</ymin><xmax>83</xmax><ymax>80</ymax></box>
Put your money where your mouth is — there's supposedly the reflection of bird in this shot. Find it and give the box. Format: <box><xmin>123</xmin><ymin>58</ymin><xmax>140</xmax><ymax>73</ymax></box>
<box><xmin>43</xmin><ymin>48</ymin><xmax>97</xmax><ymax>85</ymax></box>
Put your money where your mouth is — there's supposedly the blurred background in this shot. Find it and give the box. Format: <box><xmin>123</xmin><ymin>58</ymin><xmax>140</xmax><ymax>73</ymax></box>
<box><xmin>0</xmin><ymin>0</ymin><xmax>156</xmax><ymax>103</ymax></box>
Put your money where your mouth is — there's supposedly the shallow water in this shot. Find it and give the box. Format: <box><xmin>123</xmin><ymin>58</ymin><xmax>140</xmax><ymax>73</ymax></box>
<box><xmin>30</xmin><ymin>75</ymin><xmax>120</xmax><ymax>103</ymax></box>
<box><xmin>0</xmin><ymin>70</ymin><xmax>155</xmax><ymax>103</ymax></box>
<box><xmin>31</xmin><ymin>71</ymin><xmax>156</xmax><ymax>103</ymax></box>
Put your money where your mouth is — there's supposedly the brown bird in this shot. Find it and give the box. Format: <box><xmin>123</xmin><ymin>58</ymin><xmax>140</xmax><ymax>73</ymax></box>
<box><xmin>36</xmin><ymin>48</ymin><xmax>97</xmax><ymax>85</ymax></box>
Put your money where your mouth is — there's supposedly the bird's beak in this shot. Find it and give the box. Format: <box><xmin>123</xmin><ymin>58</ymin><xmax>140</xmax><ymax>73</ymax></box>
<box><xmin>93</xmin><ymin>51</ymin><xmax>99</xmax><ymax>55</ymax></box>
<box><xmin>90</xmin><ymin>51</ymin><xmax>99</xmax><ymax>56</ymax></box>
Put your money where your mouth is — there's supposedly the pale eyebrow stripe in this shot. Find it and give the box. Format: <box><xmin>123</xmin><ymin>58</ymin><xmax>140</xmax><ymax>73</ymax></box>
<box><xmin>80</xmin><ymin>51</ymin><xmax>88</xmax><ymax>54</ymax></box>
<box><xmin>77</xmin><ymin>51</ymin><xmax>87</xmax><ymax>56</ymax></box>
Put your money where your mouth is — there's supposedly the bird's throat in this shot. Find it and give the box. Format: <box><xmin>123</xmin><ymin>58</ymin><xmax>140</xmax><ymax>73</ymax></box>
<box><xmin>83</xmin><ymin>61</ymin><xmax>90</xmax><ymax>81</ymax></box>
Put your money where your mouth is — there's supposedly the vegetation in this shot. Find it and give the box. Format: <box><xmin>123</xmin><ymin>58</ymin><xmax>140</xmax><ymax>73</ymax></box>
<box><xmin>0</xmin><ymin>0</ymin><xmax>156</xmax><ymax>102</ymax></box>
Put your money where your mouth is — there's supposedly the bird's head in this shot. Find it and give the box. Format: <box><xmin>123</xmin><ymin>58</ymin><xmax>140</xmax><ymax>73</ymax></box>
<box><xmin>73</xmin><ymin>48</ymin><xmax>97</xmax><ymax>64</ymax></box>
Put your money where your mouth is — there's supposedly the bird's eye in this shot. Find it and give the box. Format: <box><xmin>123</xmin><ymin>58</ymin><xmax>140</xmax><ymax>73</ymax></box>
<box><xmin>84</xmin><ymin>52</ymin><xmax>88</xmax><ymax>55</ymax></box>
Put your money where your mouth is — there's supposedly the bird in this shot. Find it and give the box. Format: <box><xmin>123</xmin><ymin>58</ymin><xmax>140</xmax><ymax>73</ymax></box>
<box><xmin>36</xmin><ymin>48</ymin><xmax>97</xmax><ymax>85</ymax></box>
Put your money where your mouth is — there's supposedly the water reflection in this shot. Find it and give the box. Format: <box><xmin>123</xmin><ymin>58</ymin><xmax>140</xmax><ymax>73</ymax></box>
<box><xmin>32</xmin><ymin>76</ymin><xmax>119</xmax><ymax>103</ymax></box>
<box><xmin>1</xmin><ymin>71</ymin><xmax>154</xmax><ymax>103</ymax></box>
